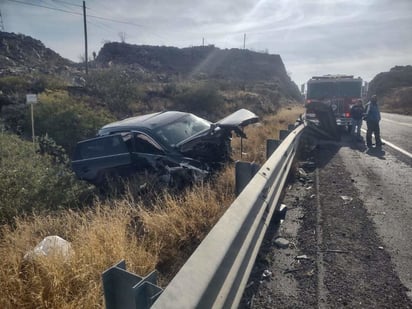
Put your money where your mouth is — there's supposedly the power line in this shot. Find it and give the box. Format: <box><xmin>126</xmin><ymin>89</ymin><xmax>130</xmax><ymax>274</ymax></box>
<box><xmin>49</xmin><ymin>0</ymin><xmax>83</xmax><ymax>8</ymax></box>
<box><xmin>7</xmin><ymin>0</ymin><xmax>83</xmax><ymax>16</ymax></box>
<box><xmin>87</xmin><ymin>14</ymin><xmax>144</xmax><ymax>27</ymax></box>
<box><xmin>7</xmin><ymin>0</ymin><xmax>166</xmax><ymax>41</ymax></box>
<box><xmin>7</xmin><ymin>0</ymin><xmax>143</xmax><ymax>27</ymax></box>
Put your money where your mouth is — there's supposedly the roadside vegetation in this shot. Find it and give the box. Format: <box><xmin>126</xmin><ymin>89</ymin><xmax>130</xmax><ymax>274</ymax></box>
<box><xmin>0</xmin><ymin>66</ymin><xmax>303</xmax><ymax>307</ymax></box>
<box><xmin>367</xmin><ymin>65</ymin><xmax>412</xmax><ymax>115</ymax></box>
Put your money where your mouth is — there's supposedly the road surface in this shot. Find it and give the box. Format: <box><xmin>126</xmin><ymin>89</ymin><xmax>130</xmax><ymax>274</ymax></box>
<box><xmin>365</xmin><ymin>112</ymin><xmax>412</xmax><ymax>156</ymax></box>
<box><xmin>242</xmin><ymin>115</ymin><xmax>412</xmax><ymax>308</ymax></box>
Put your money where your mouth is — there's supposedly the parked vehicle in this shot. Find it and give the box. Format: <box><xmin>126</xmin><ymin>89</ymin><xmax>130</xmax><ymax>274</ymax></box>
<box><xmin>305</xmin><ymin>74</ymin><xmax>363</xmax><ymax>130</ymax></box>
<box><xmin>72</xmin><ymin>109</ymin><xmax>259</xmax><ymax>186</ymax></box>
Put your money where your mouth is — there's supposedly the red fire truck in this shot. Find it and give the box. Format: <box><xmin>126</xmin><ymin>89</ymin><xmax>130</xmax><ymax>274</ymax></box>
<box><xmin>305</xmin><ymin>75</ymin><xmax>363</xmax><ymax>129</ymax></box>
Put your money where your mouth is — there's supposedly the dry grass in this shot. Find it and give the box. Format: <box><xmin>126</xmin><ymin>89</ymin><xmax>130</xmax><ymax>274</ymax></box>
<box><xmin>232</xmin><ymin>105</ymin><xmax>304</xmax><ymax>163</ymax></box>
<box><xmin>0</xmin><ymin>106</ymin><xmax>303</xmax><ymax>308</ymax></box>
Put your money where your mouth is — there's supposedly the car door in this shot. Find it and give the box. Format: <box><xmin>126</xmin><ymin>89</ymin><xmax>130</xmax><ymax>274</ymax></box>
<box><xmin>72</xmin><ymin>134</ymin><xmax>132</xmax><ymax>184</ymax></box>
<box><xmin>130</xmin><ymin>131</ymin><xmax>182</xmax><ymax>172</ymax></box>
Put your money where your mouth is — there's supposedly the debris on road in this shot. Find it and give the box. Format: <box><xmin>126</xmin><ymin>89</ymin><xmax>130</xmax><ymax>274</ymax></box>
<box><xmin>262</xmin><ymin>269</ymin><xmax>272</xmax><ymax>279</ymax></box>
<box><xmin>340</xmin><ymin>195</ymin><xmax>353</xmax><ymax>204</ymax></box>
<box><xmin>296</xmin><ymin>254</ymin><xmax>310</xmax><ymax>260</ymax></box>
<box><xmin>274</xmin><ymin>237</ymin><xmax>290</xmax><ymax>249</ymax></box>
<box><xmin>321</xmin><ymin>249</ymin><xmax>349</xmax><ymax>254</ymax></box>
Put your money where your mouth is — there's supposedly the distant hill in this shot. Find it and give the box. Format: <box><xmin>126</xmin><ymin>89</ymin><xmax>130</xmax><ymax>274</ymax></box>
<box><xmin>0</xmin><ymin>31</ymin><xmax>72</xmax><ymax>76</ymax></box>
<box><xmin>96</xmin><ymin>42</ymin><xmax>301</xmax><ymax>100</ymax></box>
<box><xmin>368</xmin><ymin>65</ymin><xmax>412</xmax><ymax>115</ymax></box>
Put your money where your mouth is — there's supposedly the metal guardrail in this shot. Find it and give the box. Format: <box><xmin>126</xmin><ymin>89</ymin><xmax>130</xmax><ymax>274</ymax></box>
<box><xmin>150</xmin><ymin>123</ymin><xmax>305</xmax><ymax>308</ymax></box>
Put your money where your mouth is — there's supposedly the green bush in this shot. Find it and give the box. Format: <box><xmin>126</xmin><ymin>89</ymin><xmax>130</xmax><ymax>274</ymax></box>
<box><xmin>21</xmin><ymin>93</ymin><xmax>114</xmax><ymax>155</ymax></box>
<box><xmin>85</xmin><ymin>69</ymin><xmax>143</xmax><ymax>116</ymax></box>
<box><xmin>0</xmin><ymin>76</ymin><xmax>31</xmax><ymax>95</ymax></box>
<box><xmin>174</xmin><ymin>83</ymin><xmax>223</xmax><ymax>115</ymax></box>
<box><xmin>0</xmin><ymin>133</ymin><xmax>95</xmax><ymax>224</ymax></box>
<box><xmin>0</xmin><ymin>74</ymin><xmax>63</xmax><ymax>95</ymax></box>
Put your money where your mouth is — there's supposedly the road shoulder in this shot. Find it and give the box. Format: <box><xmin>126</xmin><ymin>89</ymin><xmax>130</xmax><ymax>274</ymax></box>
<box><xmin>241</xmin><ymin>143</ymin><xmax>412</xmax><ymax>308</ymax></box>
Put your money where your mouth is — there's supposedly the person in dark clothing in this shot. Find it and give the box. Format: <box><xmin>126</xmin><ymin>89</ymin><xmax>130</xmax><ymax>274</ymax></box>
<box><xmin>364</xmin><ymin>95</ymin><xmax>382</xmax><ymax>149</ymax></box>
<box><xmin>350</xmin><ymin>99</ymin><xmax>364</xmax><ymax>141</ymax></box>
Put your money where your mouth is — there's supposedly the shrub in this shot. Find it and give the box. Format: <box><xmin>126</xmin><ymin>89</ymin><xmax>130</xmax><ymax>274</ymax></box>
<box><xmin>85</xmin><ymin>69</ymin><xmax>143</xmax><ymax>117</ymax></box>
<box><xmin>0</xmin><ymin>133</ymin><xmax>95</xmax><ymax>224</ymax></box>
<box><xmin>174</xmin><ymin>83</ymin><xmax>224</xmax><ymax>118</ymax></box>
<box><xmin>20</xmin><ymin>91</ymin><xmax>114</xmax><ymax>155</ymax></box>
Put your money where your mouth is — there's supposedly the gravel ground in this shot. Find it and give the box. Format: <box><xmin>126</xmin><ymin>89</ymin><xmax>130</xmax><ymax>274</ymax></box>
<box><xmin>241</xmin><ymin>140</ymin><xmax>412</xmax><ymax>309</ymax></box>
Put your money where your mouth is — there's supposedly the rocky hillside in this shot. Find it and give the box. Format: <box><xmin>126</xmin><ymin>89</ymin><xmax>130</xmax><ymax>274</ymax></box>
<box><xmin>0</xmin><ymin>31</ymin><xmax>72</xmax><ymax>76</ymax></box>
<box><xmin>368</xmin><ymin>65</ymin><xmax>412</xmax><ymax>114</ymax></box>
<box><xmin>0</xmin><ymin>32</ymin><xmax>304</xmax><ymax>153</ymax></box>
<box><xmin>96</xmin><ymin>42</ymin><xmax>301</xmax><ymax>100</ymax></box>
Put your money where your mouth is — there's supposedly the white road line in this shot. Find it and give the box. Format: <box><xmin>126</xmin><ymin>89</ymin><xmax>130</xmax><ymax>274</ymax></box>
<box><xmin>361</xmin><ymin>128</ymin><xmax>412</xmax><ymax>159</ymax></box>
<box><xmin>381</xmin><ymin>117</ymin><xmax>412</xmax><ymax>128</ymax></box>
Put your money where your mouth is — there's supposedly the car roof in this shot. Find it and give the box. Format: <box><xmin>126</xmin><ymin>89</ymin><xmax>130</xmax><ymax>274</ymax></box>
<box><xmin>98</xmin><ymin>111</ymin><xmax>193</xmax><ymax>135</ymax></box>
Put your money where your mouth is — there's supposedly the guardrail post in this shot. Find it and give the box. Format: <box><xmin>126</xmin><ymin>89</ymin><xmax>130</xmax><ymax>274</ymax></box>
<box><xmin>235</xmin><ymin>161</ymin><xmax>261</xmax><ymax>196</ymax></box>
<box><xmin>102</xmin><ymin>260</ymin><xmax>162</xmax><ymax>309</ymax></box>
<box><xmin>266</xmin><ymin>139</ymin><xmax>280</xmax><ymax>159</ymax></box>
<box><xmin>279</xmin><ymin>129</ymin><xmax>289</xmax><ymax>141</ymax></box>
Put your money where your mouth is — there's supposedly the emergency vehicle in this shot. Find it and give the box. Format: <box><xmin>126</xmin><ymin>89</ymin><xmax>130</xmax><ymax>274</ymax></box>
<box><xmin>305</xmin><ymin>75</ymin><xmax>363</xmax><ymax>128</ymax></box>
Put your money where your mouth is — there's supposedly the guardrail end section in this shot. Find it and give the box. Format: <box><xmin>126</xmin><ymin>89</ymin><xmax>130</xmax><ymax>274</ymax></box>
<box><xmin>235</xmin><ymin>161</ymin><xmax>261</xmax><ymax>196</ymax></box>
<box><xmin>102</xmin><ymin>260</ymin><xmax>163</xmax><ymax>309</ymax></box>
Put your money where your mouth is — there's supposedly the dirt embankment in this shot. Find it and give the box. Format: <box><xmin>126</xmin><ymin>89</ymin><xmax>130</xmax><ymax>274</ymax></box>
<box><xmin>241</xmin><ymin>143</ymin><xmax>412</xmax><ymax>308</ymax></box>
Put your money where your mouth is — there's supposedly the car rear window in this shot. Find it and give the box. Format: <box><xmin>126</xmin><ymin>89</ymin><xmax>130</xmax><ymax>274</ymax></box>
<box><xmin>74</xmin><ymin>135</ymin><xmax>129</xmax><ymax>160</ymax></box>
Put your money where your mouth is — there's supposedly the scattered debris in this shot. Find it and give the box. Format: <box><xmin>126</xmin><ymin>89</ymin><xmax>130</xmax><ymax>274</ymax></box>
<box><xmin>340</xmin><ymin>195</ymin><xmax>353</xmax><ymax>204</ymax></box>
<box><xmin>306</xmin><ymin>186</ymin><xmax>313</xmax><ymax>190</ymax></box>
<box><xmin>24</xmin><ymin>235</ymin><xmax>73</xmax><ymax>261</ymax></box>
<box><xmin>245</xmin><ymin>281</ymin><xmax>255</xmax><ymax>289</ymax></box>
<box><xmin>320</xmin><ymin>249</ymin><xmax>349</xmax><ymax>254</ymax></box>
<box><xmin>296</xmin><ymin>254</ymin><xmax>310</xmax><ymax>260</ymax></box>
<box><xmin>299</xmin><ymin>161</ymin><xmax>316</xmax><ymax>169</ymax></box>
<box><xmin>378</xmin><ymin>246</ymin><xmax>384</xmax><ymax>250</ymax></box>
<box><xmin>298</xmin><ymin>168</ymin><xmax>308</xmax><ymax>177</ymax></box>
<box><xmin>284</xmin><ymin>268</ymin><xmax>302</xmax><ymax>274</ymax></box>
<box><xmin>274</xmin><ymin>237</ymin><xmax>290</xmax><ymax>249</ymax></box>
<box><xmin>262</xmin><ymin>269</ymin><xmax>272</xmax><ymax>279</ymax></box>
<box><xmin>310</xmin><ymin>194</ymin><xmax>316</xmax><ymax>199</ymax></box>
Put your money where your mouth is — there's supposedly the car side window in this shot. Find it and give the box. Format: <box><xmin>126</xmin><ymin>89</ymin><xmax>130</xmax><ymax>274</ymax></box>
<box><xmin>77</xmin><ymin>135</ymin><xmax>128</xmax><ymax>159</ymax></box>
<box><xmin>134</xmin><ymin>132</ymin><xmax>164</xmax><ymax>155</ymax></box>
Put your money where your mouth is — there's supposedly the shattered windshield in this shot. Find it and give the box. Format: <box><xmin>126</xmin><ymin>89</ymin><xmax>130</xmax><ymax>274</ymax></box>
<box><xmin>153</xmin><ymin>114</ymin><xmax>211</xmax><ymax>146</ymax></box>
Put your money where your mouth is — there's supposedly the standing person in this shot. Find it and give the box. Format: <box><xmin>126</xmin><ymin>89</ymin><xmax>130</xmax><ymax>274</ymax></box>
<box><xmin>364</xmin><ymin>95</ymin><xmax>382</xmax><ymax>149</ymax></box>
<box><xmin>350</xmin><ymin>99</ymin><xmax>364</xmax><ymax>141</ymax></box>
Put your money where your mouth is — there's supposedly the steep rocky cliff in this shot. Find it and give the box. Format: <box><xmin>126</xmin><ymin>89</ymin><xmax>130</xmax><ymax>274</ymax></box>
<box><xmin>368</xmin><ymin>66</ymin><xmax>412</xmax><ymax>114</ymax></box>
<box><xmin>96</xmin><ymin>42</ymin><xmax>301</xmax><ymax>100</ymax></box>
<box><xmin>0</xmin><ymin>31</ymin><xmax>72</xmax><ymax>76</ymax></box>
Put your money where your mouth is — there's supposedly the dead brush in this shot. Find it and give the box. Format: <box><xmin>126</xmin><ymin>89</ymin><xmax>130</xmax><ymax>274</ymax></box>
<box><xmin>0</xmin><ymin>106</ymin><xmax>303</xmax><ymax>308</ymax></box>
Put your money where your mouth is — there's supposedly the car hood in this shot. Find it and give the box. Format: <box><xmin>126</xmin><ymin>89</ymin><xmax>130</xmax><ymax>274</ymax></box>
<box><xmin>215</xmin><ymin>108</ymin><xmax>259</xmax><ymax>128</ymax></box>
<box><xmin>177</xmin><ymin>108</ymin><xmax>259</xmax><ymax>152</ymax></box>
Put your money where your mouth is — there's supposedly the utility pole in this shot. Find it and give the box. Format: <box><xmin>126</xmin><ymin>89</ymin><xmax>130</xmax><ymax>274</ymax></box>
<box><xmin>83</xmin><ymin>1</ymin><xmax>88</xmax><ymax>74</ymax></box>
<box><xmin>243</xmin><ymin>33</ymin><xmax>246</xmax><ymax>49</ymax></box>
<box><xmin>202</xmin><ymin>37</ymin><xmax>204</xmax><ymax>46</ymax></box>
<box><xmin>0</xmin><ymin>10</ymin><xmax>5</xmax><ymax>31</ymax></box>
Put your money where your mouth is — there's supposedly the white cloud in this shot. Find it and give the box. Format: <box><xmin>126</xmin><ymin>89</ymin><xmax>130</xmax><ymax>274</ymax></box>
<box><xmin>2</xmin><ymin>0</ymin><xmax>411</xmax><ymax>86</ymax></box>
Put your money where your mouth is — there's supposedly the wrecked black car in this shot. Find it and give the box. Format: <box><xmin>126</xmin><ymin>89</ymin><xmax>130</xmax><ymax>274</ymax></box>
<box><xmin>71</xmin><ymin>109</ymin><xmax>258</xmax><ymax>187</ymax></box>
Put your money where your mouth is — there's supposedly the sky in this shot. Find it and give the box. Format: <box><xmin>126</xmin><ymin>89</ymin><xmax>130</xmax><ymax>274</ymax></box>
<box><xmin>1</xmin><ymin>0</ymin><xmax>412</xmax><ymax>87</ymax></box>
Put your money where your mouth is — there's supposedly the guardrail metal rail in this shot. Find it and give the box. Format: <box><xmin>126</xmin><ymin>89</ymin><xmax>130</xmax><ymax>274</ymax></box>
<box><xmin>103</xmin><ymin>123</ymin><xmax>306</xmax><ymax>309</ymax></box>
